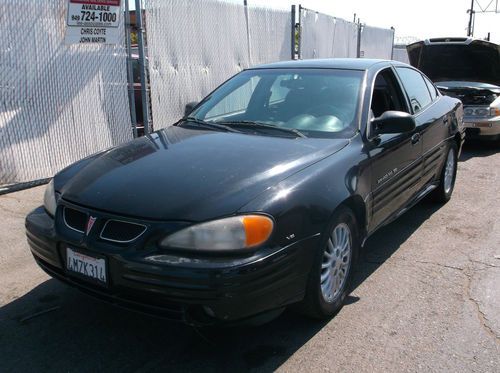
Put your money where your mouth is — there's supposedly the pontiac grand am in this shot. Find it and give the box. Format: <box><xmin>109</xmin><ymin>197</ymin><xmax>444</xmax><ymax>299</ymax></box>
<box><xmin>26</xmin><ymin>59</ymin><xmax>465</xmax><ymax>325</ymax></box>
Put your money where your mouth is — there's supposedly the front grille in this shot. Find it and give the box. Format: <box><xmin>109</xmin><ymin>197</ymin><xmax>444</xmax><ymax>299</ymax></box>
<box><xmin>63</xmin><ymin>207</ymin><xmax>87</xmax><ymax>233</ymax></box>
<box><xmin>100</xmin><ymin>220</ymin><xmax>147</xmax><ymax>243</ymax></box>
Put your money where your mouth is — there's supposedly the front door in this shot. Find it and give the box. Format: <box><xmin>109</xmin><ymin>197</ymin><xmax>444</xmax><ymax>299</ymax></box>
<box><xmin>367</xmin><ymin>68</ymin><xmax>423</xmax><ymax>231</ymax></box>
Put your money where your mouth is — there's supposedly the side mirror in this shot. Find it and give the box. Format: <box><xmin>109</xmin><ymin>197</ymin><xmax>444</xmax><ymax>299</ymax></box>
<box><xmin>371</xmin><ymin>111</ymin><xmax>416</xmax><ymax>136</ymax></box>
<box><xmin>184</xmin><ymin>101</ymin><xmax>198</xmax><ymax>117</ymax></box>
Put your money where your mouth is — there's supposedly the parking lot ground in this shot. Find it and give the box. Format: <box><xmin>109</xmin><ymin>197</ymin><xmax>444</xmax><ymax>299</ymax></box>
<box><xmin>0</xmin><ymin>142</ymin><xmax>499</xmax><ymax>372</ymax></box>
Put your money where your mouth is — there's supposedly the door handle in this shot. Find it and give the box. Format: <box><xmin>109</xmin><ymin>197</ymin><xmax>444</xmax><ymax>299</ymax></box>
<box><xmin>443</xmin><ymin>117</ymin><xmax>449</xmax><ymax>125</ymax></box>
<box><xmin>411</xmin><ymin>132</ymin><xmax>421</xmax><ymax>145</ymax></box>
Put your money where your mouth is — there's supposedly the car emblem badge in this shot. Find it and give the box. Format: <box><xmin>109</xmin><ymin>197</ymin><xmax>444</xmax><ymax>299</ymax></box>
<box><xmin>85</xmin><ymin>216</ymin><xmax>97</xmax><ymax>236</ymax></box>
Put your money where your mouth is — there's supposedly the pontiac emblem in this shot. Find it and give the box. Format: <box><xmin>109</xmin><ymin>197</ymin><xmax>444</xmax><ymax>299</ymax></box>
<box><xmin>85</xmin><ymin>216</ymin><xmax>97</xmax><ymax>236</ymax></box>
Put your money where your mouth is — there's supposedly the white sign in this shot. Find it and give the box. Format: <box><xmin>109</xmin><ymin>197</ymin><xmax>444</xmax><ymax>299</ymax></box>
<box><xmin>65</xmin><ymin>0</ymin><xmax>122</xmax><ymax>45</ymax></box>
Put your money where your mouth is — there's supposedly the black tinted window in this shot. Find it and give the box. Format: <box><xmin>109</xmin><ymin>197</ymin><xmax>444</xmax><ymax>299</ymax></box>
<box><xmin>396</xmin><ymin>67</ymin><xmax>432</xmax><ymax>113</ymax></box>
<box><xmin>423</xmin><ymin>76</ymin><xmax>438</xmax><ymax>100</ymax></box>
<box><xmin>371</xmin><ymin>69</ymin><xmax>408</xmax><ymax>118</ymax></box>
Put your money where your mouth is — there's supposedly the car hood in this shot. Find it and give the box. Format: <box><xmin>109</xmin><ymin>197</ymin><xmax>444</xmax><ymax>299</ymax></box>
<box><xmin>407</xmin><ymin>39</ymin><xmax>500</xmax><ymax>86</ymax></box>
<box><xmin>59</xmin><ymin>126</ymin><xmax>349</xmax><ymax>221</ymax></box>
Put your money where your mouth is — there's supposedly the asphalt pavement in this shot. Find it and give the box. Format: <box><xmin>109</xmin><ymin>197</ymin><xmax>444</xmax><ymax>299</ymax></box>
<box><xmin>0</xmin><ymin>142</ymin><xmax>499</xmax><ymax>372</ymax></box>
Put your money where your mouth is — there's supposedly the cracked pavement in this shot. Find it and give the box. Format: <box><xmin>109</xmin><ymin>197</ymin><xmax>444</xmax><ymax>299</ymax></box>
<box><xmin>0</xmin><ymin>142</ymin><xmax>498</xmax><ymax>372</ymax></box>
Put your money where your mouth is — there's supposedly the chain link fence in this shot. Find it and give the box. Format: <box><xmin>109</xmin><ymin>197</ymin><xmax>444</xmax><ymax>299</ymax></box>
<box><xmin>392</xmin><ymin>46</ymin><xmax>410</xmax><ymax>64</ymax></box>
<box><xmin>144</xmin><ymin>0</ymin><xmax>292</xmax><ymax>128</ymax></box>
<box><xmin>359</xmin><ymin>25</ymin><xmax>395</xmax><ymax>59</ymax></box>
<box><xmin>300</xmin><ymin>9</ymin><xmax>358</xmax><ymax>59</ymax></box>
<box><xmin>0</xmin><ymin>0</ymin><xmax>132</xmax><ymax>186</ymax></box>
<box><xmin>299</xmin><ymin>7</ymin><xmax>394</xmax><ymax>60</ymax></box>
<box><xmin>0</xmin><ymin>0</ymin><xmax>400</xmax><ymax>189</ymax></box>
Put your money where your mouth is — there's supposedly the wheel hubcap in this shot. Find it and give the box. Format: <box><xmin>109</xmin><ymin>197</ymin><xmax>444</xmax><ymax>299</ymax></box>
<box><xmin>320</xmin><ymin>223</ymin><xmax>352</xmax><ymax>303</ymax></box>
<box><xmin>444</xmin><ymin>148</ymin><xmax>455</xmax><ymax>194</ymax></box>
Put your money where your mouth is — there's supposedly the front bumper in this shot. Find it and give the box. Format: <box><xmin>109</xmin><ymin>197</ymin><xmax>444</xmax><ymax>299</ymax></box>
<box><xmin>464</xmin><ymin>116</ymin><xmax>500</xmax><ymax>140</ymax></box>
<box><xmin>25</xmin><ymin>206</ymin><xmax>318</xmax><ymax>325</ymax></box>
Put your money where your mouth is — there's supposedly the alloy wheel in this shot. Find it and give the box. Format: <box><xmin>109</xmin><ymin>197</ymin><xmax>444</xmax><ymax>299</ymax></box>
<box><xmin>320</xmin><ymin>223</ymin><xmax>352</xmax><ymax>303</ymax></box>
<box><xmin>444</xmin><ymin>148</ymin><xmax>456</xmax><ymax>194</ymax></box>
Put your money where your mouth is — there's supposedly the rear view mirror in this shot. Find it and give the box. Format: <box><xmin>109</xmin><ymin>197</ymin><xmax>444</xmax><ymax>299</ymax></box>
<box><xmin>184</xmin><ymin>101</ymin><xmax>198</xmax><ymax>117</ymax></box>
<box><xmin>371</xmin><ymin>111</ymin><xmax>416</xmax><ymax>136</ymax></box>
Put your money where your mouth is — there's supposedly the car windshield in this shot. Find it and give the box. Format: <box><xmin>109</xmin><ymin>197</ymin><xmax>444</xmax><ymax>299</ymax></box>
<box><xmin>188</xmin><ymin>68</ymin><xmax>363</xmax><ymax>138</ymax></box>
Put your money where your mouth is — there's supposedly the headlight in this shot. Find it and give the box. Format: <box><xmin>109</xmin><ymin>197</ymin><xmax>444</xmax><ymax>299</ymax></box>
<box><xmin>43</xmin><ymin>179</ymin><xmax>57</xmax><ymax>217</ymax></box>
<box><xmin>160</xmin><ymin>215</ymin><xmax>274</xmax><ymax>251</ymax></box>
<box><xmin>490</xmin><ymin>107</ymin><xmax>500</xmax><ymax>117</ymax></box>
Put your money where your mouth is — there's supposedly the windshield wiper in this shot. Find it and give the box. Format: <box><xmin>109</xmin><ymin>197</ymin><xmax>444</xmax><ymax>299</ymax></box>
<box><xmin>181</xmin><ymin>117</ymin><xmax>242</xmax><ymax>133</ymax></box>
<box><xmin>216</xmin><ymin>121</ymin><xmax>307</xmax><ymax>138</ymax></box>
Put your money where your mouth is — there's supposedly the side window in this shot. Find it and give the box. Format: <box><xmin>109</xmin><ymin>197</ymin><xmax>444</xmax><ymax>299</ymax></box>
<box><xmin>423</xmin><ymin>76</ymin><xmax>438</xmax><ymax>101</ymax></box>
<box><xmin>396</xmin><ymin>67</ymin><xmax>432</xmax><ymax>114</ymax></box>
<box><xmin>370</xmin><ymin>68</ymin><xmax>408</xmax><ymax>119</ymax></box>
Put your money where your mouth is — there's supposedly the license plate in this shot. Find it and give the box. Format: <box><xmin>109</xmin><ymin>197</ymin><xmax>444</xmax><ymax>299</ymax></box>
<box><xmin>66</xmin><ymin>247</ymin><xmax>107</xmax><ymax>284</ymax></box>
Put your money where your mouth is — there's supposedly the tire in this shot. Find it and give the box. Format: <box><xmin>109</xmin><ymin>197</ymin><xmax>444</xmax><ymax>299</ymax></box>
<box><xmin>430</xmin><ymin>142</ymin><xmax>458</xmax><ymax>203</ymax></box>
<box><xmin>298</xmin><ymin>206</ymin><xmax>360</xmax><ymax>319</ymax></box>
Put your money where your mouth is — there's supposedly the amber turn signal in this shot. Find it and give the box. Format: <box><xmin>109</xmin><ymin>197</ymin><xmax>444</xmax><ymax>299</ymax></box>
<box><xmin>242</xmin><ymin>215</ymin><xmax>274</xmax><ymax>247</ymax></box>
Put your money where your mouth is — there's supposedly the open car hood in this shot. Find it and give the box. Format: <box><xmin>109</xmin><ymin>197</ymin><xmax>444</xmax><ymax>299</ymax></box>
<box><xmin>407</xmin><ymin>38</ymin><xmax>500</xmax><ymax>86</ymax></box>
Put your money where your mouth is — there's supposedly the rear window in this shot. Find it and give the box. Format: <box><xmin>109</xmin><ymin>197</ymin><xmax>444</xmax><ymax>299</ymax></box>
<box><xmin>423</xmin><ymin>76</ymin><xmax>438</xmax><ymax>101</ymax></box>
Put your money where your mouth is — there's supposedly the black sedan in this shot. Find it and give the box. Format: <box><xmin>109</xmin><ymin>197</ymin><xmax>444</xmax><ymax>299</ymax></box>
<box><xmin>26</xmin><ymin>59</ymin><xmax>465</xmax><ymax>325</ymax></box>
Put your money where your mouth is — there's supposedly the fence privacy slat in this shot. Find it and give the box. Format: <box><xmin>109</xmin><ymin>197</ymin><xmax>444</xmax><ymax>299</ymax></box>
<box><xmin>0</xmin><ymin>0</ymin><xmax>132</xmax><ymax>185</ymax></box>
<box><xmin>144</xmin><ymin>0</ymin><xmax>292</xmax><ymax>128</ymax></box>
<box><xmin>360</xmin><ymin>25</ymin><xmax>395</xmax><ymax>59</ymax></box>
<box><xmin>299</xmin><ymin>8</ymin><xmax>394</xmax><ymax>60</ymax></box>
<box><xmin>300</xmin><ymin>10</ymin><xmax>358</xmax><ymax>59</ymax></box>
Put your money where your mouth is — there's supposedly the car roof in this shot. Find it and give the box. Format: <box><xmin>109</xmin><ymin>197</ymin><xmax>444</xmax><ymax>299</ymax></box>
<box><xmin>249</xmin><ymin>58</ymin><xmax>401</xmax><ymax>71</ymax></box>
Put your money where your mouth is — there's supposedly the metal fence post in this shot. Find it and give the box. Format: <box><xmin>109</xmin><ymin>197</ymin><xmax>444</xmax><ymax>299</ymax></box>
<box><xmin>356</xmin><ymin>21</ymin><xmax>362</xmax><ymax>58</ymax></box>
<box><xmin>125</xmin><ymin>0</ymin><xmax>138</xmax><ymax>138</ymax></box>
<box><xmin>243</xmin><ymin>0</ymin><xmax>252</xmax><ymax>67</ymax></box>
<box><xmin>135</xmin><ymin>0</ymin><xmax>151</xmax><ymax>135</ymax></box>
<box><xmin>291</xmin><ymin>5</ymin><xmax>296</xmax><ymax>60</ymax></box>
<box><xmin>297</xmin><ymin>4</ymin><xmax>302</xmax><ymax>59</ymax></box>
<box><xmin>390</xmin><ymin>27</ymin><xmax>395</xmax><ymax>60</ymax></box>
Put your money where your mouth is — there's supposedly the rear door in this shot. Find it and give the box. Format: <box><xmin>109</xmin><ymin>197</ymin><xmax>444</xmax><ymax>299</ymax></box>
<box><xmin>420</xmin><ymin>75</ymin><xmax>451</xmax><ymax>185</ymax></box>
<box><xmin>367</xmin><ymin>68</ymin><xmax>423</xmax><ymax>231</ymax></box>
<box><xmin>395</xmin><ymin>67</ymin><xmax>446</xmax><ymax>187</ymax></box>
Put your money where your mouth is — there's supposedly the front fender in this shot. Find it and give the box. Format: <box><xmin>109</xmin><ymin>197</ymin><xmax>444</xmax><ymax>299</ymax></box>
<box><xmin>238</xmin><ymin>137</ymin><xmax>371</xmax><ymax>248</ymax></box>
